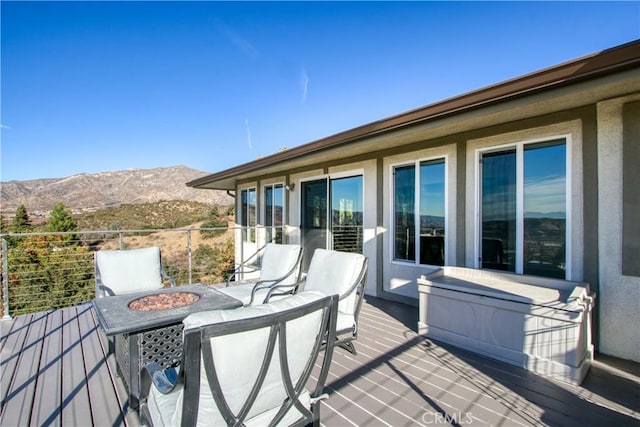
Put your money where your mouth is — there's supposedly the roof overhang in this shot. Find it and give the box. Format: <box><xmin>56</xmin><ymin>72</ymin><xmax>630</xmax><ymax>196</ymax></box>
<box><xmin>188</xmin><ymin>40</ymin><xmax>640</xmax><ymax>191</ymax></box>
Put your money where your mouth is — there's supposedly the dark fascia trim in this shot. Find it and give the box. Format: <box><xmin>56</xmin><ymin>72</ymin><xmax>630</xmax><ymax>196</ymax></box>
<box><xmin>188</xmin><ymin>40</ymin><xmax>640</xmax><ymax>190</ymax></box>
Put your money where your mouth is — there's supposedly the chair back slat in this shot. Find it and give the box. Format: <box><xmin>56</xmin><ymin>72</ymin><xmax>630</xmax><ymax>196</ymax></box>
<box><xmin>175</xmin><ymin>291</ymin><xmax>337</xmax><ymax>426</ymax></box>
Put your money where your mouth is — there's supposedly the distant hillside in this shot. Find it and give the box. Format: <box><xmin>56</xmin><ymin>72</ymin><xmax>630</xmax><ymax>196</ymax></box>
<box><xmin>74</xmin><ymin>200</ymin><xmax>229</xmax><ymax>231</ymax></box>
<box><xmin>0</xmin><ymin>166</ymin><xmax>232</xmax><ymax>219</ymax></box>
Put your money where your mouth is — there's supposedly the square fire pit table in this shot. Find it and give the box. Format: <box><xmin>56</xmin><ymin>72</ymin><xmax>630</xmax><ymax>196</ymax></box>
<box><xmin>93</xmin><ymin>284</ymin><xmax>243</xmax><ymax>409</ymax></box>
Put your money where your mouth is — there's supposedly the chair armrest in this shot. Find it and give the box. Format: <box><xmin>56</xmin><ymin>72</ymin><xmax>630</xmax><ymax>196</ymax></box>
<box><xmin>263</xmin><ymin>278</ymin><xmax>305</xmax><ymax>303</ymax></box>
<box><xmin>225</xmin><ymin>243</ymin><xmax>273</xmax><ymax>286</ymax></box>
<box><xmin>97</xmin><ymin>284</ymin><xmax>116</xmax><ymax>297</ymax></box>
<box><xmin>140</xmin><ymin>362</ymin><xmax>183</xmax><ymax>399</ymax></box>
<box><xmin>226</xmin><ymin>264</ymin><xmax>260</xmax><ymax>287</ymax></box>
<box><xmin>161</xmin><ymin>268</ymin><xmax>177</xmax><ymax>288</ymax></box>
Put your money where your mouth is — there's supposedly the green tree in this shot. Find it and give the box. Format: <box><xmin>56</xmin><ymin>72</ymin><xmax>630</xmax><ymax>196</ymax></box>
<box><xmin>200</xmin><ymin>205</ymin><xmax>229</xmax><ymax>238</ymax></box>
<box><xmin>6</xmin><ymin>205</ymin><xmax>30</xmax><ymax>247</ymax></box>
<box><xmin>10</xmin><ymin>204</ymin><xmax>30</xmax><ymax>233</ymax></box>
<box><xmin>6</xmin><ymin>234</ymin><xmax>94</xmax><ymax>315</ymax></box>
<box><xmin>47</xmin><ymin>202</ymin><xmax>79</xmax><ymax>243</ymax></box>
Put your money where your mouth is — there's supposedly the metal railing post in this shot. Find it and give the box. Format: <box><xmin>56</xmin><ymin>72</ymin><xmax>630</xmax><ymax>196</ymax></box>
<box><xmin>186</xmin><ymin>228</ymin><xmax>192</xmax><ymax>284</ymax></box>
<box><xmin>119</xmin><ymin>232</ymin><xmax>125</xmax><ymax>249</ymax></box>
<box><xmin>240</xmin><ymin>227</ymin><xmax>245</xmax><ymax>281</ymax></box>
<box><xmin>2</xmin><ymin>238</ymin><xmax>10</xmax><ymax>319</ymax></box>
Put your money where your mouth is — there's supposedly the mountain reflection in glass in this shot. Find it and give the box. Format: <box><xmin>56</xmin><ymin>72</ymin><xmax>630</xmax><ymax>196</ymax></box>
<box><xmin>394</xmin><ymin>165</ymin><xmax>415</xmax><ymax>261</ymax></box>
<box><xmin>419</xmin><ymin>160</ymin><xmax>445</xmax><ymax>265</ymax></box>
<box><xmin>524</xmin><ymin>141</ymin><xmax>566</xmax><ymax>278</ymax></box>
<box><xmin>482</xmin><ymin>150</ymin><xmax>517</xmax><ymax>272</ymax></box>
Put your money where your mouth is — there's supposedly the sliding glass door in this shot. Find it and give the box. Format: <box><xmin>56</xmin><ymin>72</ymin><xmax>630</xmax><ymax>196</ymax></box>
<box><xmin>301</xmin><ymin>175</ymin><xmax>363</xmax><ymax>271</ymax></box>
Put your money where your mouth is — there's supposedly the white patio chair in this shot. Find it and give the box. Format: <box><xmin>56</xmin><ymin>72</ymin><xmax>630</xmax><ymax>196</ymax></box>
<box><xmin>266</xmin><ymin>248</ymin><xmax>368</xmax><ymax>355</ymax></box>
<box><xmin>218</xmin><ymin>243</ymin><xmax>303</xmax><ymax>306</ymax></box>
<box><xmin>94</xmin><ymin>246</ymin><xmax>176</xmax><ymax>357</ymax></box>
<box><xmin>138</xmin><ymin>291</ymin><xmax>338</xmax><ymax>427</ymax></box>
<box><xmin>94</xmin><ymin>246</ymin><xmax>176</xmax><ymax>298</ymax></box>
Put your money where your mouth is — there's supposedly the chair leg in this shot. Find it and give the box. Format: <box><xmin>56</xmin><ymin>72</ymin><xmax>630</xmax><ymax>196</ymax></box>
<box><xmin>338</xmin><ymin>340</ymin><xmax>357</xmax><ymax>355</ymax></box>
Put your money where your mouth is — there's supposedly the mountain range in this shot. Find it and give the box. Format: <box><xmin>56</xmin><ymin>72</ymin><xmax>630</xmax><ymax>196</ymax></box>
<box><xmin>0</xmin><ymin>165</ymin><xmax>232</xmax><ymax>219</ymax></box>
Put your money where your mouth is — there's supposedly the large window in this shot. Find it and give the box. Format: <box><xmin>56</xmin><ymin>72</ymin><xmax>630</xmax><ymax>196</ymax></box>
<box><xmin>240</xmin><ymin>188</ymin><xmax>256</xmax><ymax>243</ymax></box>
<box><xmin>264</xmin><ymin>184</ymin><xmax>284</xmax><ymax>244</ymax></box>
<box><xmin>393</xmin><ymin>159</ymin><xmax>446</xmax><ymax>265</ymax></box>
<box><xmin>480</xmin><ymin>139</ymin><xmax>567</xmax><ymax>279</ymax></box>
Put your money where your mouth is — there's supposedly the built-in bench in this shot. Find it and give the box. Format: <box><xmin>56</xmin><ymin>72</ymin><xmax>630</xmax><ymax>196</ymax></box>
<box><xmin>418</xmin><ymin>267</ymin><xmax>595</xmax><ymax>384</ymax></box>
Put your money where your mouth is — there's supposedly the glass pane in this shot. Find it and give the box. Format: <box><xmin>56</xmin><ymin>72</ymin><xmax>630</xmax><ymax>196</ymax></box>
<box><xmin>248</xmin><ymin>188</ymin><xmax>256</xmax><ymax>243</ymax></box>
<box><xmin>241</xmin><ymin>190</ymin><xmax>249</xmax><ymax>228</ymax></box>
<box><xmin>265</xmin><ymin>187</ymin><xmax>273</xmax><ymax>227</ymax></box>
<box><xmin>482</xmin><ymin>150</ymin><xmax>516</xmax><ymax>271</ymax></box>
<box><xmin>264</xmin><ymin>186</ymin><xmax>274</xmax><ymax>242</ymax></box>
<box><xmin>331</xmin><ymin>176</ymin><xmax>363</xmax><ymax>253</ymax></box>
<box><xmin>264</xmin><ymin>185</ymin><xmax>284</xmax><ymax>244</ymax></box>
<box><xmin>419</xmin><ymin>160</ymin><xmax>445</xmax><ymax>265</ymax></box>
<box><xmin>394</xmin><ymin>165</ymin><xmax>415</xmax><ymax>261</ymax></box>
<box><xmin>301</xmin><ymin>179</ymin><xmax>328</xmax><ymax>271</ymax></box>
<box><xmin>273</xmin><ymin>185</ymin><xmax>284</xmax><ymax>244</ymax></box>
<box><xmin>524</xmin><ymin>141</ymin><xmax>566</xmax><ymax>279</ymax></box>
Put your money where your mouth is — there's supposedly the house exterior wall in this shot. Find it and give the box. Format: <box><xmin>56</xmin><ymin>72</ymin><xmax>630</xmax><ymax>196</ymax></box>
<box><xmin>597</xmin><ymin>94</ymin><xmax>640</xmax><ymax>362</ymax></box>
<box><xmin>225</xmin><ymin>64</ymin><xmax>640</xmax><ymax>362</ymax></box>
<box><xmin>232</xmin><ymin>98</ymin><xmax>639</xmax><ymax>362</ymax></box>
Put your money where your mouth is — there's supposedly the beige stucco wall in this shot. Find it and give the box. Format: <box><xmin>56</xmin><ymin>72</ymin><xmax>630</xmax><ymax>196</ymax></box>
<box><xmin>597</xmin><ymin>95</ymin><xmax>640</xmax><ymax>362</ymax></box>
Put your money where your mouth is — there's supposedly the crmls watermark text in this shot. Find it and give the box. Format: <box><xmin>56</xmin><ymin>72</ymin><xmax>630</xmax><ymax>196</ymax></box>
<box><xmin>422</xmin><ymin>411</ymin><xmax>474</xmax><ymax>425</ymax></box>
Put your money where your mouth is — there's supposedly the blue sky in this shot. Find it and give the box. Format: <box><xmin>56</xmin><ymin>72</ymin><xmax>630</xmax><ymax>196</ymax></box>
<box><xmin>1</xmin><ymin>1</ymin><xmax>638</xmax><ymax>182</ymax></box>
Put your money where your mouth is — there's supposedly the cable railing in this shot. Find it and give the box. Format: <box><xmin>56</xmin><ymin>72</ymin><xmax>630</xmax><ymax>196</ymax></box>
<box><xmin>332</xmin><ymin>225</ymin><xmax>363</xmax><ymax>253</ymax></box>
<box><xmin>0</xmin><ymin>226</ymin><xmax>263</xmax><ymax>318</ymax></box>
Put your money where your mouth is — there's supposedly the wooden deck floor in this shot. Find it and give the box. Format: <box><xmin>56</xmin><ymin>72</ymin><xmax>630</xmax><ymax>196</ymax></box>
<box><xmin>1</xmin><ymin>297</ymin><xmax>638</xmax><ymax>427</ymax></box>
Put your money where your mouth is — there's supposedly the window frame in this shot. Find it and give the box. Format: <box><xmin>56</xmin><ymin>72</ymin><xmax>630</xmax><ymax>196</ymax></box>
<box><xmin>475</xmin><ymin>135</ymin><xmax>572</xmax><ymax>277</ymax></box>
<box><xmin>390</xmin><ymin>155</ymin><xmax>448</xmax><ymax>267</ymax></box>
<box><xmin>263</xmin><ymin>182</ymin><xmax>285</xmax><ymax>244</ymax></box>
<box><xmin>240</xmin><ymin>187</ymin><xmax>257</xmax><ymax>243</ymax></box>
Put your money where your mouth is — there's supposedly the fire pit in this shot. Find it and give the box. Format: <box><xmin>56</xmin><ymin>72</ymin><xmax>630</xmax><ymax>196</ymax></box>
<box><xmin>128</xmin><ymin>292</ymin><xmax>200</xmax><ymax>311</ymax></box>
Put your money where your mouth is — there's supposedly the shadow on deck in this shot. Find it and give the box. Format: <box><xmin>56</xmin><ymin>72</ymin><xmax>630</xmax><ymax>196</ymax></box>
<box><xmin>1</xmin><ymin>296</ymin><xmax>638</xmax><ymax>426</ymax></box>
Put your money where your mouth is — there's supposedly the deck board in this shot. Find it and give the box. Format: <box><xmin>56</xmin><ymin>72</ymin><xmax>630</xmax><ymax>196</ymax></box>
<box><xmin>1</xmin><ymin>297</ymin><xmax>638</xmax><ymax>427</ymax></box>
<box><xmin>78</xmin><ymin>303</ymin><xmax>126</xmax><ymax>426</ymax></box>
<box><xmin>0</xmin><ymin>313</ymin><xmax>31</xmax><ymax>405</ymax></box>
<box><xmin>30</xmin><ymin>308</ymin><xmax>63</xmax><ymax>426</ymax></box>
<box><xmin>60</xmin><ymin>305</ymin><xmax>94</xmax><ymax>426</ymax></box>
<box><xmin>1</xmin><ymin>311</ymin><xmax>48</xmax><ymax>426</ymax></box>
